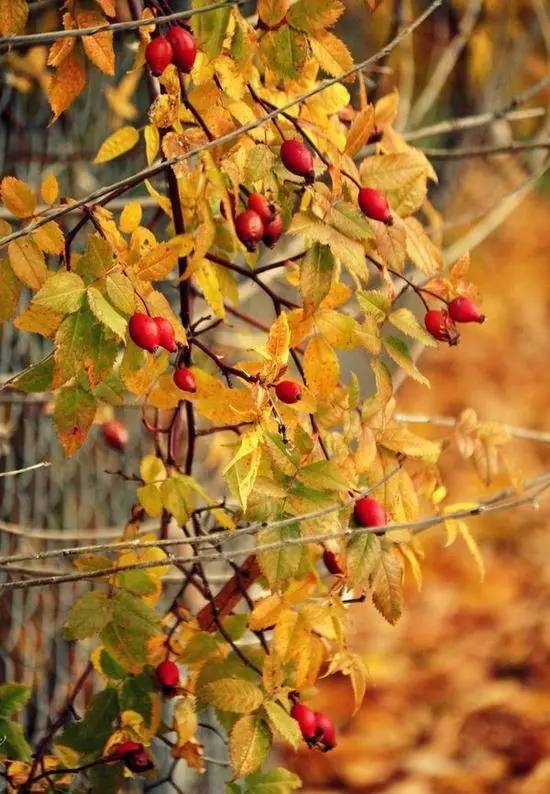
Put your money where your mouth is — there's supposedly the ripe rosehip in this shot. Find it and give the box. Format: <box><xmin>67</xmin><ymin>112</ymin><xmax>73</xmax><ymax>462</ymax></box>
<box><xmin>111</xmin><ymin>741</ymin><xmax>143</xmax><ymax>761</ymax></box>
<box><xmin>354</xmin><ymin>495</ymin><xmax>387</xmax><ymax>529</ymax></box>
<box><xmin>358</xmin><ymin>187</ymin><xmax>392</xmax><ymax>224</ymax></box>
<box><xmin>153</xmin><ymin>316</ymin><xmax>177</xmax><ymax>352</ymax></box>
<box><xmin>290</xmin><ymin>703</ymin><xmax>317</xmax><ymax>741</ymax></box>
<box><xmin>102</xmin><ymin>420</ymin><xmax>129</xmax><ymax>452</ymax></box>
<box><xmin>314</xmin><ymin>711</ymin><xmax>336</xmax><ymax>751</ymax></box>
<box><xmin>448</xmin><ymin>296</ymin><xmax>486</xmax><ymax>324</ymax></box>
<box><xmin>424</xmin><ymin>309</ymin><xmax>460</xmax><ymax>345</ymax></box>
<box><xmin>166</xmin><ymin>26</ymin><xmax>197</xmax><ymax>73</ymax></box>
<box><xmin>235</xmin><ymin>209</ymin><xmax>265</xmax><ymax>251</ymax></box>
<box><xmin>129</xmin><ymin>313</ymin><xmax>161</xmax><ymax>353</ymax></box>
<box><xmin>145</xmin><ymin>36</ymin><xmax>173</xmax><ymax>76</ymax></box>
<box><xmin>247</xmin><ymin>193</ymin><xmax>276</xmax><ymax>224</ymax></box>
<box><xmin>126</xmin><ymin>749</ymin><xmax>154</xmax><ymax>774</ymax></box>
<box><xmin>275</xmin><ymin>380</ymin><xmax>302</xmax><ymax>404</ymax></box>
<box><xmin>280</xmin><ymin>139</ymin><xmax>315</xmax><ymax>180</ymax></box>
<box><xmin>173</xmin><ymin>367</ymin><xmax>197</xmax><ymax>393</ymax></box>
<box><xmin>323</xmin><ymin>548</ymin><xmax>343</xmax><ymax>576</ymax></box>
<box><xmin>155</xmin><ymin>660</ymin><xmax>179</xmax><ymax>694</ymax></box>
<box><xmin>263</xmin><ymin>213</ymin><xmax>284</xmax><ymax>247</ymax></box>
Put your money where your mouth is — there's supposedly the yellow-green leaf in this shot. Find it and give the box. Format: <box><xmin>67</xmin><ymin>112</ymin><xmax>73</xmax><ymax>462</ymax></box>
<box><xmin>372</xmin><ymin>548</ymin><xmax>403</xmax><ymax>625</ymax></box>
<box><xmin>383</xmin><ymin>335</ymin><xmax>429</xmax><ymax>387</ymax></box>
<box><xmin>388</xmin><ymin>307</ymin><xmax>437</xmax><ymax>347</ymax></box>
<box><xmin>201</xmin><ymin>678</ymin><xmax>264</xmax><ymax>714</ymax></box>
<box><xmin>33</xmin><ymin>271</ymin><xmax>85</xmax><ymax>314</ymax></box>
<box><xmin>229</xmin><ymin>715</ymin><xmax>271</xmax><ymax>778</ymax></box>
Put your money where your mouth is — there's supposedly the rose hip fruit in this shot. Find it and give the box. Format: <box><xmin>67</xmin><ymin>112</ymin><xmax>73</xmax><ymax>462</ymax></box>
<box><xmin>448</xmin><ymin>296</ymin><xmax>486</xmax><ymax>324</ymax></box>
<box><xmin>173</xmin><ymin>367</ymin><xmax>197</xmax><ymax>393</ymax></box>
<box><xmin>153</xmin><ymin>316</ymin><xmax>177</xmax><ymax>352</ymax></box>
<box><xmin>247</xmin><ymin>193</ymin><xmax>275</xmax><ymax>224</ymax></box>
<box><xmin>129</xmin><ymin>313</ymin><xmax>160</xmax><ymax>353</ymax></box>
<box><xmin>280</xmin><ymin>139</ymin><xmax>315</xmax><ymax>180</ymax></box>
<box><xmin>323</xmin><ymin>548</ymin><xmax>343</xmax><ymax>576</ymax></box>
<box><xmin>166</xmin><ymin>26</ymin><xmax>197</xmax><ymax>73</ymax></box>
<box><xmin>314</xmin><ymin>711</ymin><xmax>336</xmax><ymax>751</ymax></box>
<box><xmin>263</xmin><ymin>213</ymin><xmax>284</xmax><ymax>247</ymax></box>
<box><xmin>126</xmin><ymin>749</ymin><xmax>154</xmax><ymax>773</ymax></box>
<box><xmin>354</xmin><ymin>495</ymin><xmax>387</xmax><ymax>528</ymax></box>
<box><xmin>145</xmin><ymin>36</ymin><xmax>173</xmax><ymax>76</ymax></box>
<box><xmin>424</xmin><ymin>309</ymin><xmax>460</xmax><ymax>345</ymax></box>
<box><xmin>102</xmin><ymin>420</ymin><xmax>129</xmax><ymax>452</ymax></box>
<box><xmin>275</xmin><ymin>380</ymin><xmax>302</xmax><ymax>404</ymax></box>
<box><xmin>111</xmin><ymin>741</ymin><xmax>143</xmax><ymax>761</ymax></box>
<box><xmin>291</xmin><ymin>703</ymin><xmax>317</xmax><ymax>741</ymax></box>
<box><xmin>235</xmin><ymin>209</ymin><xmax>265</xmax><ymax>251</ymax></box>
<box><xmin>358</xmin><ymin>187</ymin><xmax>392</xmax><ymax>224</ymax></box>
<box><xmin>155</xmin><ymin>660</ymin><xmax>179</xmax><ymax>695</ymax></box>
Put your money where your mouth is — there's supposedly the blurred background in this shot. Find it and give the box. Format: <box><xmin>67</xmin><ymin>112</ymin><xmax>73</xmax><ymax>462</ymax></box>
<box><xmin>0</xmin><ymin>0</ymin><xmax>549</xmax><ymax>791</ymax></box>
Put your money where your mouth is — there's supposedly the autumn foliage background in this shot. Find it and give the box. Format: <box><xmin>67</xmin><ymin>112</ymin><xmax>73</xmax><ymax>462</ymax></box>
<box><xmin>0</xmin><ymin>0</ymin><xmax>549</xmax><ymax>792</ymax></box>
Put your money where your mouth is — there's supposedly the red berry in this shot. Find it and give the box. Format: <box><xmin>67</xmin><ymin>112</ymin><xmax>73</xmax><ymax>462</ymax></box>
<box><xmin>247</xmin><ymin>193</ymin><xmax>275</xmax><ymax>224</ymax></box>
<box><xmin>291</xmin><ymin>703</ymin><xmax>317</xmax><ymax>741</ymax></box>
<box><xmin>358</xmin><ymin>187</ymin><xmax>391</xmax><ymax>224</ymax></box>
<box><xmin>314</xmin><ymin>711</ymin><xmax>336</xmax><ymax>751</ymax></box>
<box><xmin>235</xmin><ymin>209</ymin><xmax>265</xmax><ymax>251</ymax></box>
<box><xmin>173</xmin><ymin>367</ymin><xmax>196</xmax><ymax>393</ymax></box>
<box><xmin>424</xmin><ymin>309</ymin><xmax>460</xmax><ymax>345</ymax></box>
<box><xmin>111</xmin><ymin>741</ymin><xmax>143</xmax><ymax>761</ymax></box>
<box><xmin>354</xmin><ymin>496</ymin><xmax>387</xmax><ymax>528</ymax></box>
<box><xmin>155</xmin><ymin>660</ymin><xmax>179</xmax><ymax>693</ymax></box>
<box><xmin>275</xmin><ymin>380</ymin><xmax>302</xmax><ymax>404</ymax></box>
<box><xmin>129</xmin><ymin>313</ymin><xmax>160</xmax><ymax>352</ymax></box>
<box><xmin>280</xmin><ymin>139</ymin><xmax>315</xmax><ymax>180</ymax></box>
<box><xmin>102</xmin><ymin>420</ymin><xmax>128</xmax><ymax>452</ymax></box>
<box><xmin>448</xmin><ymin>296</ymin><xmax>486</xmax><ymax>324</ymax></box>
<box><xmin>263</xmin><ymin>213</ymin><xmax>284</xmax><ymax>247</ymax></box>
<box><xmin>145</xmin><ymin>36</ymin><xmax>173</xmax><ymax>76</ymax></box>
<box><xmin>126</xmin><ymin>749</ymin><xmax>154</xmax><ymax>774</ymax></box>
<box><xmin>323</xmin><ymin>548</ymin><xmax>343</xmax><ymax>576</ymax></box>
<box><xmin>153</xmin><ymin>316</ymin><xmax>177</xmax><ymax>352</ymax></box>
<box><xmin>166</xmin><ymin>26</ymin><xmax>197</xmax><ymax>73</ymax></box>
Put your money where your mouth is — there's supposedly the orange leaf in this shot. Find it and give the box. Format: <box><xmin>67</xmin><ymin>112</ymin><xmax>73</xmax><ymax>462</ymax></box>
<box><xmin>47</xmin><ymin>51</ymin><xmax>86</xmax><ymax>122</ymax></box>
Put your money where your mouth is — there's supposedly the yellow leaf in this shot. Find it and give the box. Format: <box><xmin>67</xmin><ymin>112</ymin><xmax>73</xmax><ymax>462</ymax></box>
<box><xmin>8</xmin><ymin>238</ymin><xmax>47</xmax><ymax>290</ymax></box>
<box><xmin>174</xmin><ymin>696</ymin><xmax>198</xmax><ymax>747</ymax></box>
<box><xmin>229</xmin><ymin>715</ymin><xmax>271</xmax><ymax>778</ymax></box>
<box><xmin>1</xmin><ymin>176</ymin><xmax>36</xmax><ymax>218</ymax></box>
<box><xmin>41</xmin><ymin>173</ymin><xmax>59</xmax><ymax>205</ymax></box>
<box><xmin>257</xmin><ymin>0</ymin><xmax>288</xmax><ymax>27</ymax></box>
<box><xmin>194</xmin><ymin>261</ymin><xmax>225</xmax><ymax>319</ymax></box>
<box><xmin>144</xmin><ymin>124</ymin><xmax>160</xmax><ymax>165</ymax></box>
<box><xmin>76</xmin><ymin>10</ymin><xmax>115</xmax><ymax>76</ymax></box>
<box><xmin>94</xmin><ymin>126</ymin><xmax>140</xmax><ymax>164</ymax></box>
<box><xmin>47</xmin><ymin>51</ymin><xmax>86</xmax><ymax>122</ymax></box>
<box><xmin>303</xmin><ymin>335</ymin><xmax>339</xmax><ymax>397</ymax></box>
<box><xmin>202</xmin><ymin>678</ymin><xmax>264</xmax><ymax>714</ymax></box>
<box><xmin>372</xmin><ymin>548</ymin><xmax>403</xmax><ymax>625</ymax></box>
<box><xmin>458</xmin><ymin>521</ymin><xmax>485</xmax><ymax>581</ymax></box>
<box><xmin>0</xmin><ymin>0</ymin><xmax>28</xmax><ymax>35</ymax></box>
<box><xmin>47</xmin><ymin>14</ymin><xmax>76</xmax><ymax>69</ymax></box>
<box><xmin>33</xmin><ymin>221</ymin><xmax>65</xmax><ymax>255</ymax></box>
<box><xmin>136</xmin><ymin>242</ymin><xmax>178</xmax><ymax>281</ymax></box>
<box><xmin>14</xmin><ymin>303</ymin><xmax>61</xmax><ymax>337</ymax></box>
<box><xmin>405</xmin><ymin>216</ymin><xmax>443</xmax><ymax>276</ymax></box>
<box><xmin>120</xmin><ymin>202</ymin><xmax>143</xmax><ymax>234</ymax></box>
<box><xmin>345</xmin><ymin>105</ymin><xmax>375</xmax><ymax>157</ymax></box>
<box><xmin>310</xmin><ymin>30</ymin><xmax>354</xmax><ymax>79</ymax></box>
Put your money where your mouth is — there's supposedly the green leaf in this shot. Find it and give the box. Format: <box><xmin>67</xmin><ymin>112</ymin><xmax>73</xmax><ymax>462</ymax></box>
<box><xmin>383</xmin><ymin>335</ymin><xmax>429</xmax><ymax>387</ymax></box>
<box><xmin>191</xmin><ymin>0</ymin><xmax>231</xmax><ymax>59</ymax></box>
<box><xmin>0</xmin><ymin>258</ymin><xmax>21</xmax><ymax>322</ymax></box>
<box><xmin>87</xmin><ymin>286</ymin><xmax>127</xmax><ymax>339</ymax></box>
<box><xmin>0</xmin><ymin>718</ymin><xmax>31</xmax><ymax>761</ymax></box>
<box><xmin>58</xmin><ymin>688</ymin><xmax>119</xmax><ymax>754</ymax></box>
<box><xmin>356</xmin><ymin>289</ymin><xmax>391</xmax><ymax>323</ymax></box>
<box><xmin>202</xmin><ymin>678</ymin><xmax>264</xmax><ymax>714</ymax></box>
<box><xmin>63</xmin><ymin>591</ymin><xmax>112</xmax><ymax>640</ymax></box>
<box><xmin>244</xmin><ymin>767</ymin><xmax>302</xmax><ymax>793</ymax></box>
<box><xmin>54</xmin><ymin>384</ymin><xmax>97</xmax><ymax>456</ymax></box>
<box><xmin>99</xmin><ymin>591</ymin><xmax>161</xmax><ymax>670</ymax></box>
<box><xmin>180</xmin><ymin>632</ymin><xmax>220</xmax><ymax>665</ymax></box>
<box><xmin>11</xmin><ymin>354</ymin><xmax>54</xmax><ymax>393</ymax></box>
<box><xmin>257</xmin><ymin>524</ymin><xmax>305</xmax><ymax>588</ymax></box>
<box><xmin>117</xmin><ymin>569</ymin><xmax>157</xmax><ymax>596</ymax></box>
<box><xmin>120</xmin><ymin>671</ymin><xmax>154</xmax><ymax>726</ymax></box>
<box><xmin>260</xmin><ymin>27</ymin><xmax>307</xmax><ymax>79</ymax></box>
<box><xmin>230</xmin><ymin>715</ymin><xmax>271</xmax><ymax>778</ymax></box>
<box><xmin>388</xmin><ymin>307</ymin><xmax>437</xmax><ymax>347</ymax></box>
<box><xmin>92</xmin><ymin>371</ymin><xmax>125</xmax><ymax>405</ymax></box>
<box><xmin>105</xmin><ymin>272</ymin><xmax>135</xmax><ymax>315</ymax></box>
<box><xmin>300</xmin><ymin>242</ymin><xmax>334</xmax><ymax>318</ymax></box>
<box><xmin>160</xmin><ymin>476</ymin><xmax>195</xmax><ymax>524</ymax></box>
<box><xmin>0</xmin><ymin>685</ymin><xmax>31</xmax><ymax>718</ymax></box>
<box><xmin>97</xmin><ymin>649</ymin><xmax>127</xmax><ymax>680</ymax></box>
<box><xmin>87</xmin><ymin>761</ymin><xmax>124</xmax><ymax>794</ymax></box>
<box><xmin>75</xmin><ymin>234</ymin><xmax>113</xmax><ymax>283</ymax></box>
<box><xmin>263</xmin><ymin>701</ymin><xmax>302</xmax><ymax>749</ymax></box>
<box><xmin>33</xmin><ymin>271</ymin><xmax>85</xmax><ymax>314</ymax></box>
<box><xmin>329</xmin><ymin>201</ymin><xmax>373</xmax><ymax>242</ymax></box>
<box><xmin>346</xmin><ymin>532</ymin><xmax>381</xmax><ymax>589</ymax></box>
<box><xmin>53</xmin><ymin>300</ymin><xmax>118</xmax><ymax>388</ymax></box>
<box><xmin>245</xmin><ymin>145</ymin><xmax>275</xmax><ymax>184</ymax></box>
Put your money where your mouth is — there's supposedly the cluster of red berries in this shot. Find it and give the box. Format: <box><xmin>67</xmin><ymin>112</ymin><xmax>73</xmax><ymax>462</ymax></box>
<box><xmin>291</xmin><ymin>702</ymin><xmax>336</xmax><ymax>752</ymax></box>
<box><xmin>234</xmin><ymin>193</ymin><xmax>284</xmax><ymax>251</ymax></box>
<box><xmin>425</xmin><ymin>296</ymin><xmax>485</xmax><ymax>345</ymax></box>
<box><xmin>155</xmin><ymin>659</ymin><xmax>180</xmax><ymax>697</ymax></box>
<box><xmin>128</xmin><ymin>313</ymin><xmax>197</xmax><ymax>393</ymax></box>
<box><xmin>111</xmin><ymin>741</ymin><xmax>154</xmax><ymax>774</ymax></box>
<box><xmin>145</xmin><ymin>27</ymin><xmax>197</xmax><ymax>76</ymax></box>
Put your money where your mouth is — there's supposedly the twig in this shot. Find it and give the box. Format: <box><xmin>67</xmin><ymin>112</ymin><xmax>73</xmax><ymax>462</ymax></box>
<box><xmin>395</xmin><ymin>412</ymin><xmax>550</xmax><ymax>444</ymax></box>
<box><xmin>0</xmin><ymin>460</ymin><xmax>51</xmax><ymax>478</ymax></box>
<box><xmin>421</xmin><ymin>139</ymin><xmax>550</xmax><ymax>159</ymax></box>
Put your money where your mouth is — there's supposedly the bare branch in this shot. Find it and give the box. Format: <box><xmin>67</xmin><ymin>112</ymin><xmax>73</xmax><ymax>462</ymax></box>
<box><xmin>0</xmin><ymin>460</ymin><xmax>51</xmax><ymax>478</ymax></box>
<box><xmin>395</xmin><ymin>412</ymin><xmax>550</xmax><ymax>444</ymax></box>
<box><xmin>420</xmin><ymin>139</ymin><xmax>550</xmax><ymax>159</ymax></box>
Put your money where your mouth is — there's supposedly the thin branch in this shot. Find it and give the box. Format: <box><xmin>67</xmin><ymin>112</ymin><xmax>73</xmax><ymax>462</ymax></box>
<box><xmin>403</xmin><ymin>107</ymin><xmax>547</xmax><ymax>143</ymax></box>
<box><xmin>0</xmin><ymin>0</ymin><xmax>443</xmax><ymax>253</ymax></box>
<box><xmin>421</xmin><ymin>139</ymin><xmax>550</xmax><ymax>159</ymax></box>
<box><xmin>0</xmin><ymin>1</ymin><xmax>246</xmax><ymax>49</ymax></box>
<box><xmin>3</xmin><ymin>468</ymin><xmax>549</xmax><ymax>592</ymax></box>
<box><xmin>0</xmin><ymin>460</ymin><xmax>51</xmax><ymax>478</ymax></box>
<box><xmin>395</xmin><ymin>412</ymin><xmax>550</xmax><ymax>444</ymax></box>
